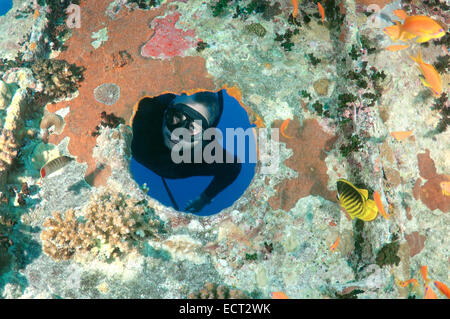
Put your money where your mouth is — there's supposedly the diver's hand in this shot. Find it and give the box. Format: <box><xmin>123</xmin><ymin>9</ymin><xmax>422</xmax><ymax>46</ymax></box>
<box><xmin>185</xmin><ymin>193</ymin><xmax>211</xmax><ymax>213</ymax></box>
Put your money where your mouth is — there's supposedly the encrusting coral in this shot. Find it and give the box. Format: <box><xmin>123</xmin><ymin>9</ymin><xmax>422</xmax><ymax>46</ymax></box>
<box><xmin>40</xmin><ymin>112</ymin><xmax>64</xmax><ymax>134</ymax></box>
<box><xmin>94</xmin><ymin>83</ymin><xmax>121</xmax><ymax>106</ymax></box>
<box><xmin>41</xmin><ymin>188</ymin><xmax>161</xmax><ymax>261</ymax></box>
<box><xmin>40</xmin><ymin>111</ymin><xmax>65</xmax><ymax>143</ymax></box>
<box><xmin>0</xmin><ymin>89</ymin><xmax>32</xmax><ymax>185</ymax></box>
<box><xmin>46</xmin><ymin>0</ymin><xmax>215</xmax><ymax>187</ymax></box>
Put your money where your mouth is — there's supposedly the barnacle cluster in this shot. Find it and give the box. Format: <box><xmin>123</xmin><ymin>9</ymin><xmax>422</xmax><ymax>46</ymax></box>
<box><xmin>188</xmin><ymin>282</ymin><xmax>249</xmax><ymax>299</ymax></box>
<box><xmin>31</xmin><ymin>59</ymin><xmax>84</xmax><ymax>101</ymax></box>
<box><xmin>41</xmin><ymin>189</ymin><xmax>161</xmax><ymax>261</ymax></box>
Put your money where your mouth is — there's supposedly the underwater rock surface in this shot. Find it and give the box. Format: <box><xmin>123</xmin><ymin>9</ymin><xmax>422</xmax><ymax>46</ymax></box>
<box><xmin>0</xmin><ymin>0</ymin><xmax>448</xmax><ymax>299</ymax></box>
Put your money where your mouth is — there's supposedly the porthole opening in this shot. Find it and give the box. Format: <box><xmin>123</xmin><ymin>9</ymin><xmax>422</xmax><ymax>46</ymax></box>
<box><xmin>130</xmin><ymin>89</ymin><xmax>257</xmax><ymax>216</ymax></box>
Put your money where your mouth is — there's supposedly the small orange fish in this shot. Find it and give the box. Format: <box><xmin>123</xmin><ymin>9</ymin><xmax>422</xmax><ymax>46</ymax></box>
<box><xmin>383</xmin><ymin>22</ymin><xmax>417</xmax><ymax>42</ymax></box>
<box><xmin>318</xmin><ymin>2</ymin><xmax>325</xmax><ymax>24</ymax></box>
<box><xmin>401</xmin><ymin>15</ymin><xmax>446</xmax><ymax>43</ymax></box>
<box><xmin>384</xmin><ymin>11</ymin><xmax>446</xmax><ymax>43</ymax></box>
<box><xmin>252</xmin><ymin>115</ymin><xmax>264</xmax><ymax>128</ymax></box>
<box><xmin>420</xmin><ymin>265</ymin><xmax>430</xmax><ymax>284</ymax></box>
<box><xmin>329</xmin><ymin>236</ymin><xmax>340</xmax><ymax>252</ymax></box>
<box><xmin>291</xmin><ymin>0</ymin><xmax>298</xmax><ymax>19</ymax></box>
<box><xmin>271</xmin><ymin>292</ymin><xmax>289</xmax><ymax>299</ymax></box>
<box><xmin>393</xmin><ymin>9</ymin><xmax>408</xmax><ymax>21</ymax></box>
<box><xmin>398</xmin><ymin>279</ymin><xmax>419</xmax><ymax>288</ymax></box>
<box><xmin>29</xmin><ymin>42</ymin><xmax>37</xmax><ymax>51</ymax></box>
<box><xmin>386</xmin><ymin>44</ymin><xmax>410</xmax><ymax>51</ymax></box>
<box><xmin>33</xmin><ymin>8</ymin><xmax>40</xmax><ymax>20</ymax></box>
<box><xmin>434</xmin><ymin>281</ymin><xmax>450</xmax><ymax>298</ymax></box>
<box><xmin>424</xmin><ymin>284</ymin><xmax>438</xmax><ymax>299</ymax></box>
<box><xmin>280</xmin><ymin>119</ymin><xmax>293</xmax><ymax>139</ymax></box>
<box><xmin>390</xmin><ymin>131</ymin><xmax>413</xmax><ymax>141</ymax></box>
<box><xmin>409</xmin><ymin>50</ymin><xmax>442</xmax><ymax>97</ymax></box>
<box><xmin>373</xmin><ymin>191</ymin><xmax>389</xmax><ymax>220</ymax></box>
<box><xmin>440</xmin><ymin>181</ymin><xmax>450</xmax><ymax>196</ymax></box>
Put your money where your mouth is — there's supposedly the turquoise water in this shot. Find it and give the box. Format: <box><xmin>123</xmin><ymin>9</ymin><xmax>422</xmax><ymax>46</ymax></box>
<box><xmin>0</xmin><ymin>0</ymin><xmax>13</xmax><ymax>16</ymax></box>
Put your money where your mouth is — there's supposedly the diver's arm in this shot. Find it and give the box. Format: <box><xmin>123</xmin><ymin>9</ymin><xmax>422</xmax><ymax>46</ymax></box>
<box><xmin>185</xmin><ymin>158</ymin><xmax>241</xmax><ymax>213</ymax></box>
<box><xmin>202</xmin><ymin>158</ymin><xmax>242</xmax><ymax>202</ymax></box>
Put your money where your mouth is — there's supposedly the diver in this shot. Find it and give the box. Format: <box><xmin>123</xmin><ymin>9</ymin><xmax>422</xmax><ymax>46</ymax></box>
<box><xmin>131</xmin><ymin>91</ymin><xmax>242</xmax><ymax>213</ymax></box>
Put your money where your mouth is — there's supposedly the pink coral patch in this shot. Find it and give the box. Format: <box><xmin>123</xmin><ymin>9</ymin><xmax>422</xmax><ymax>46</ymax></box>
<box><xmin>141</xmin><ymin>12</ymin><xmax>197</xmax><ymax>59</ymax></box>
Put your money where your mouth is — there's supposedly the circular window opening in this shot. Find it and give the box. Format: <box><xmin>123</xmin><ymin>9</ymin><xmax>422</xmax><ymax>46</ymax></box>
<box><xmin>0</xmin><ymin>0</ymin><xmax>13</xmax><ymax>16</ymax></box>
<box><xmin>130</xmin><ymin>89</ymin><xmax>257</xmax><ymax>216</ymax></box>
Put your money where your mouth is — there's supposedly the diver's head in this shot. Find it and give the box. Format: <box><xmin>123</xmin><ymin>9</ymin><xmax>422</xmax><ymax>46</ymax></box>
<box><xmin>162</xmin><ymin>91</ymin><xmax>222</xmax><ymax>151</ymax></box>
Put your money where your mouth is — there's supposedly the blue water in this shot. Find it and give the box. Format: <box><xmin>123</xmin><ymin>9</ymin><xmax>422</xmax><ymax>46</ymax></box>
<box><xmin>130</xmin><ymin>90</ymin><xmax>257</xmax><ymax>216</ymax></box>
<box><xmin>0</xmin><ymin>0</ymin><xmax>13</xmax><ymax>16</ymax></box>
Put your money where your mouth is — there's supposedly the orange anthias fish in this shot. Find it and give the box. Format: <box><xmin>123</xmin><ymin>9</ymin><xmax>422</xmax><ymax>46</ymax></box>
<box><xmin>424</xmin><ymin>284</ymin><xmax>438</xmax><ymax>299</ymax></box>
<box><xmin>271</xmin><ymin>292</ymin><xmax>289</xmax><ymax>299</ymax></box>
<box><xmin>390</xmin><ymin>131</ymin><xmax>413</xmax><ymax>141</ymax></box>
<box><xmin>434</xmin><ymin>281</ymin><xmax>450</xmax><ymax>298</ymax></box>
<box><xmin>252</xmin><ymin>115</ymin><xmax>264</xmax><ymax>128</ymax></box>
<box><xmin>409</xmin><ymin>50</ymin><xmax>442</xmax><ymax>97</ymax></box>
<box><xmin>401</xmin><ymin>15</ymin><xmax>447</xmax><ymax>43</ymax></box>
<box><xmin>383</xmin><ymin>22</ymin><xmax>416</xmax><ymax>42</ymax></box>
<box><xmin>318</xmin><ymin>2</ymin><xmax>325</xmax><ymax>24</ymax></box>
<box><xmin>280</xmin><ymin>119</ymin><xmax>293</xmax><ymax>139</ymax></box>
<box><xmin>420</xmin><ymin>265</ymin><xmax>430</xmax><ymax>284</ymax></box>
<box><xmin>393</xmin><ymin>9</ymin><xmax>408</xmax><ymax>21</ymax></box>
<box><xmin>398</xmin><ymin>279</ymin><xmax>419</xmax><ymax>288</ymax></box>
<box><xmin>440</xmin><ymin>181</ymin><xmax>450</xmax><ymax>196</ymax></box>
<box><xmin>385</xmin><ymin>44</ymin><xmax>410</xmax><ymax>52</ymax></box>
<box><xmin>291</xmin><ymin>0</ymin><xmax>298</xmax><ymax>19</ymax></box>
<box><xmin>33</xmin><ymin>8</ymin><xmax>40</xmax><ymax>20</ymax></box>
<box><xmin>329</xmin><ymin>236</ymin><xmax>340</xmax><ymax>252</ymax></box>
<box><xmin>385</xmin><ymin>10</ymin><xmax>447</xmax><ymax>43</ymax></box>
<box><xmin>373</xmin><ymin>191</ymin><xmax>389</xmax><ymax>220</ymax></box>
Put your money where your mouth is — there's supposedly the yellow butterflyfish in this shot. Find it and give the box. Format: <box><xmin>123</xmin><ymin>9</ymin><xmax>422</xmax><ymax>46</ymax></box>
<box><xmin>336</xmin><ymin>179</ymin><xmax>378</xmax><ymax>222</ymax></box>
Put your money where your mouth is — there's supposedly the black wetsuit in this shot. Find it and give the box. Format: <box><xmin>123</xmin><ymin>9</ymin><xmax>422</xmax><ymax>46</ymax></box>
<box><xmin>131</xmin><ymin>94</ymin><xmax>242</xmax><ymax>202</ymax></box>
